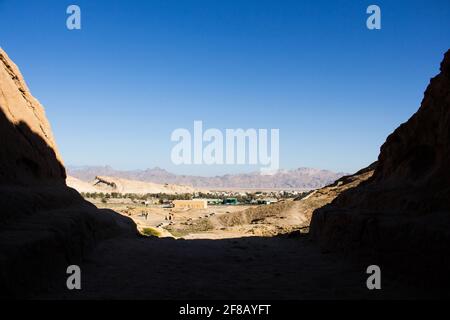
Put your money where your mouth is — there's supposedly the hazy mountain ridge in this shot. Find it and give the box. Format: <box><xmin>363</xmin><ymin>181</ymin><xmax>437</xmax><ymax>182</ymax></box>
<box><xmin>67</xmin><ymin>166</ymin><xmax>347</xmax><ymax>190</ymax></box>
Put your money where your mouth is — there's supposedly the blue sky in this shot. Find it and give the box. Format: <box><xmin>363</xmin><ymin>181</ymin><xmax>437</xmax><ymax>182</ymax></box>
<box><xmin>1</xmin><ymin>0</ymin><xmax>449</xmax><ymax>175</ymax></box>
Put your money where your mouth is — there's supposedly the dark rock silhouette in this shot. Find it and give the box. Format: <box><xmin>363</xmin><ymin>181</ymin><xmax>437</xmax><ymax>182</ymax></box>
<box><xmin>0</xmin><ymin>49</ymin><xmax>66</xmax><ymax>185</ymax></box>
<box><xmin>0</xmin><ymin>49</ymin><xmax>136</xmax><ymax>298</ymax></box>
<box><xmin>311</xmin><ymin>49</ymin><xmax>450</xmax><ymax>291</ymax></box>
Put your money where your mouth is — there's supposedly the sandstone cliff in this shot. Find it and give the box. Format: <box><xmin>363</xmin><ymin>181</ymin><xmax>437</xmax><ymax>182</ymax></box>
<box><xmin>0</xmin><ymin>49</ymin><xmax>65</xmax><ymax>185</ymax></box>
<box><xmin>0</xmin><ymin>48</ymin><xmax>136</xmax><ymax>298</ymax></box>
<box><xmin>310</xmin><ymin>49</ymin><xmax>450</xmax><ymax>290</ymax></box>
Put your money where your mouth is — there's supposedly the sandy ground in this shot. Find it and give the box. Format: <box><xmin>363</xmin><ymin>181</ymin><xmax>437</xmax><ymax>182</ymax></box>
<box><xmin>35</xmin><ymin>234</ymin><xmax>427</xmax><ymax>299</ymax></box>
<box><xmin>90</xmin><ymin>199</ymin><xmax>253</xmax><ymax>239</ymax></box>
<box><xmin>32</xmin><ymin>199</ymin><xmax>427</xmax><ymax>299</ymax></box>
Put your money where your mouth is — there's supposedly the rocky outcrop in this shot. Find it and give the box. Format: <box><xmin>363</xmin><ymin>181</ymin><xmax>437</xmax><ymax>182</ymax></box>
<box><xmin>0</xmin><ymin>49</ymin><xmax>65</xmax><ymax>185</ymax></box>
<box><xmin>67</xmin><ymin>175</ymin><xmax>197</xmax><ymax>195</ymax></box>
<box><xmin>296</xmin><ymin>163</ymin><xmax>376</xmax><ymax>225</ymax></box>
<box><xmin>310</xmin><ymin>49</ymin><xmax>450</xmax><ymax>291</ymax></box>
<box><xmin>0</xmin><ymin>48</ymin><xmax>136</xmax><ymax>298</ymax></box>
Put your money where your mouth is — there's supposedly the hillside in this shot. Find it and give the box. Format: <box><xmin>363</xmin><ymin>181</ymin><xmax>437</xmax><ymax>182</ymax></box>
<box><xmin>296</xmin><ymin>163</ymin><xmax>377</xmax><ymax>226</ymax></box>
<box><xmin>67</xmin><ymin>175</ymin><xmax>196</xmax><ymax>194</ymax></box>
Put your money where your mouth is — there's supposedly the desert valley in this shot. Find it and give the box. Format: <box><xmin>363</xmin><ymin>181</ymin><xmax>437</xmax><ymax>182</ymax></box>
<box><xmin>1</xmin><ymin>43</ymin><xmax>450</xmax><ymax>300</ymax></box>
<box><xmin>65</xmin><ymin>167</ymin><xmax>345</xmax><ymax>240</ymax></box>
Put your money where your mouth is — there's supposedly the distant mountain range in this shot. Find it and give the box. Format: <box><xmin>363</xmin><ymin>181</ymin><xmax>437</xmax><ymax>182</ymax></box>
<box><xmin>67</xmin><ymin>166</ymin><xmax>347</xmax><ymax>190</ymax></box>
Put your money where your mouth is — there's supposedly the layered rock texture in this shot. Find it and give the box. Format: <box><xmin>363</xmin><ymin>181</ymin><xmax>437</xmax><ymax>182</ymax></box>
<box><xmin>0</xmin><ymin>48</ymin><xmax>136</xmax><ymax>298</ymax></box>
<box><xmin>311</xmin><ymin>50</ymin><xmax>450</xmax><ymax>290</ymax></box>
<box><xmin>0</xmin><ymin>49</ymin><xmax>65</xmax><ymax>185</ymax></box>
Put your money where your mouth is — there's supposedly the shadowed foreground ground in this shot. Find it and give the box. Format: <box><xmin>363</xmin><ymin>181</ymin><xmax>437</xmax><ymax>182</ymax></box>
<box><xmin>35</xmin><ymin>234</ymin><xmax>428</xmax><ymax>300</ymax></box>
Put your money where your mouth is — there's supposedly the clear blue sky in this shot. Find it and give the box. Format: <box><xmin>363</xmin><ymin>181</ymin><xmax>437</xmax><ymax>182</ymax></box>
<box><xmin>1</xmin><ymin>0</ymin><xmax>449</xmax><ymax>175</ymax></box>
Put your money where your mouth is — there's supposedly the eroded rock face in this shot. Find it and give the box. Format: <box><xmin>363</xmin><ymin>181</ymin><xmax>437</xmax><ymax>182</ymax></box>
<box><xmin>0</xmin><ymin>48</ymin><xmax>65</xmax><ymax>185</ymax></box>
<box><xmin>297</xmin><ymin>163</ymin><xmax>376</xmax><ymax>226</ymax></box>
<box><xmin>310</xmin><ymin>50</ymin><xmax>450</xmax><ymax>290</ymax></box>
<box><xmin>0</xmin><ymin>48</ymin><xmax>136</xmax><ymax>298</ymax></box>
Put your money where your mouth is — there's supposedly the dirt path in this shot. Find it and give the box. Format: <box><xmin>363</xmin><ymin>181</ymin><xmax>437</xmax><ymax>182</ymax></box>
<box><xmin>36</xmin><ymin>234</ymin><xmax>425</xmax><ymax>299</ymax></box>
<box><xmin>267</xmin><ymin>200</ymin><xmax>309</xmax><ymax>227</ymax></box>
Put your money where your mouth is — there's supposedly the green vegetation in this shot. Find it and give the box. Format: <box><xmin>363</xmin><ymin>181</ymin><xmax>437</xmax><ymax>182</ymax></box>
<box><xmin>294</xmin><ymin>190</ymin><xmax>314</xmax><ymax>201</ymax></box>
<box><xmin>80</xmin><ymin>192</ymin><xmax>194</xmax><ymax>202</ymax></box>
<box><xmin>79</xmin><ymin>190</ymin><xmax>308</xmax><ymax>204</ymax></box>
<box><xmin>141</xmin><ymin>227</ymin><xmax>162</xmax><ymax>237</ymax></box>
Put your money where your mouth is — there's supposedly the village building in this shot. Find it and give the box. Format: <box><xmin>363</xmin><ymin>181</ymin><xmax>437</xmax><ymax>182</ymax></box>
<box><xmin>172</xmin><ymin>199</ymin><xmax>208</xmax><ymax>209</ymax></box>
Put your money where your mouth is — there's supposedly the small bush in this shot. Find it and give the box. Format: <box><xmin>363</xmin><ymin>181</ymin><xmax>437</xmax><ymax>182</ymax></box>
<box><xmin>141</xmin><ymin>227</ymin><xmax>162</xmax><ymax>237</ymax></box>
